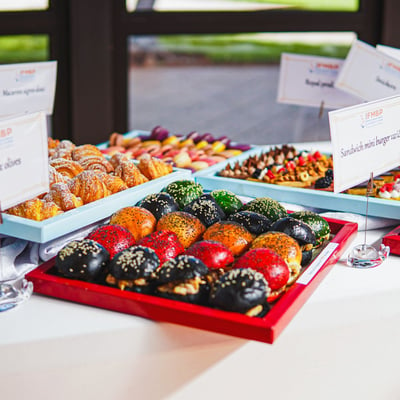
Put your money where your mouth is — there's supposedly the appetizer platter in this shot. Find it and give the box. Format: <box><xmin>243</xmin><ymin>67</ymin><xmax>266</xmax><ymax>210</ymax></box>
<box><xmin>27</xmin><ymin>181</ymin><xmax>357</xmax><ymax>344</ymax></box>
<box><xmin>195</xmin><ymin>144</ymin><xmax>400</xmax><ymax>220</ymax></box>
<box><xmin>97</xmin><ymin>126</ymin><xmax>255</xmax><ymax>175</ymax></box>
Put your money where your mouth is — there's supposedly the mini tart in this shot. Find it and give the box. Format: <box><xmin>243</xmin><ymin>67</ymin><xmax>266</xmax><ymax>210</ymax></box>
<box><xmin>227</xmin><ymin>210</ymin><xmax>272</xmax><ymax>235</ymax></box>
<box><xmin>289</xmin><ymin>211</ymin><xmax>331</xmax><ymax>248</ymax></box>
<box><xmin>137</xmin><ymin>192</ymin><xmax>179</xmax><ymax>220</ymax></box>
<box><xmin>55</xmin><ymin>239</ymin><xmax>110</xmax><ymax>281</ymax></box>
<box><xmin>242</xmin><ymin>196</ymin><xmax>287</xmax><ymax>222</ymax></box>
<box><xmin>183</xmin><ymin>194</ymin><xmax>226</xmax><ymax>227</ymax></box>
<box><xmin>250</xmin><ymin>231</ymin><xmax>302</xmax><ymax>285</ymax></box>
<box><xmin>107</xmin><ymin>245</ymin><xmax>160</xmax><ymax>293</ymax></box>
<box><xmin>156</xmin><ymin>211</ymin><xmax>206</xmax><ymax>248</ymax></box>
<box><xmin>184</xmin><ymin>240</ymin><xmax>234</xmax><ymax>270</ymax></box>
<box><xmin>203</xmin><ymin>221</ymin><xmax>253</xmax><ymax>257</ymax></box>
<box><xmin>86</xmin><ymin>224</ymin><xmax>135</xmax><ymax>259</ymax></box>
<box><xmin>233</xmin><ymin>248</ymin><xmax>290</xmax><ymax>302</ymax></box>
<box><xmin>110</xmin><ymin>206</ymin><xmax>157</xmax><ymax>241</ymax></box>
<box><xmin>210</xmin><ymin>189</ymin><xmax>244</xmax><ymax>215</ymax></box>
<box><xmin>209</xmin><ymin>268</ymin><xmax>270</xmax><ymax>317</ymax></box>
<box><xmin>164</xmin><ymin>180</ymin><xmax>204</xmax><ymax>209</ymax></box>
<box><xmin>137</xmin><ymin>230</ymin><xmax>184</xmax><ymax>265</ymax></box>
<box><xmin>155</xmin><ymin>255</ymin><xmax>210</xmax><ymax>304</ymax></box>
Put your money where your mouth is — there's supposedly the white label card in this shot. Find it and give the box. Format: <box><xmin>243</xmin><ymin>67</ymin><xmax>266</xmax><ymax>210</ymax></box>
<box><xmin>0</xmin><ymin>61</ymin><xmax>57</xmax><ymax>118</ymax></box>
<box><xmin>0</xmin><ymin>112</ymin><xmax>49</xmax><ymax>210</ymax></box>
<box><xmin>329</xmin><ymin>95</ymin><xmax>400</xmax><ymax>193</ymax></box>
<box><xmin>376</xmin><ymin>44</ymin><xmax>400</xmax><ymax>61</ymax></box>
<box><xmin>335</xmin><ymin>40</ymin><xmax>400</xmax><ymax>101</ymax></box>
<box><xmin>277</xmin><ymin>53</ymin><xmax>360</xmax><ymax>109</ymax></box>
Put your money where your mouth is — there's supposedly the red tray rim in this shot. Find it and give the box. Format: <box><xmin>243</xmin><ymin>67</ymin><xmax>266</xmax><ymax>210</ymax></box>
<box><xmin>27</xmin><ymin>217</ymin><xmax>358</xmax><ymax>344</ymax></box>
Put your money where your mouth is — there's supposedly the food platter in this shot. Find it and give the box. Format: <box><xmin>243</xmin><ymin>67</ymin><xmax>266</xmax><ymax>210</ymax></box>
<box><xmin>0</xmin><ymin>168</ymin><xmax>191</xmax><ymax>243</ymax></box>
<box><xmin>27</xmin><ymin>217</ymin><xmax>357</xmax><ymax>344</ymax></box>
<box><xmin>195</xmin><ymin>144</ymin><xmax>400</xmax><ymax>220</ymax></box>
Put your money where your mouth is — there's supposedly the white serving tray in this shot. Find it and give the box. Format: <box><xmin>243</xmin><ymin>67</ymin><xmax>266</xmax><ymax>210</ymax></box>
<box><xmin>0</xmin><ymin>168</ymin><xmax>191</xmax><ymax>243</ymax></box>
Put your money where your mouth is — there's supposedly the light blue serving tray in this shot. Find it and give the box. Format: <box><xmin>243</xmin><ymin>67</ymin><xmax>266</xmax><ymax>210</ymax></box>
<box><xmin>195</xmin><ymin>148</ymin><xmax>400</xmax><ymax>220</ymax></box>
<box><xmin>0</xmin><ymin>168</ymin><xmax>191</xmax><ymax>243</ymax></box>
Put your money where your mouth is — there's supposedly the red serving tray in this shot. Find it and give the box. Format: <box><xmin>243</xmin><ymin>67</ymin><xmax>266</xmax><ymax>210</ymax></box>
<box><xmin>27</xmin><ymin>217</ymin><xmax>357</xmax><ymax>344</ymax></box>
<box><xmin>382</xmin><ymin>225</ymin><xmax>400</xmax><ymax>255</ymax></box>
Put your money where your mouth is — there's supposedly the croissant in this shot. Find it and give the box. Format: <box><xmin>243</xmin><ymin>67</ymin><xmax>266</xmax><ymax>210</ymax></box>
<box><xmin>77</xmin><ymin>155</ymin><xmax>114</xmax><ymax>174</ymax></box>
<box><xmin>50</xmin><ymin>158</ymin><xmax>84</xmax><ymax>179</ymax></box>
<box><xmin>109</xmin><ymin>152</ymin><xmax>130</xmax><ymax>169</ymax></box>
<box><xmin>48</xmin><ymin>165</ymin><xmax>69</xmax><ymax>187</ymax></box>
<box><xmin>95</xmin><ymin>172</ymin><xmax>128</xmax><ymax>194</ymax></box>
<box><xmin>6</xmin><ymin>198</ymin><xmax>63</xmax><ymax>221</ymax></box>
<box><xmin>114</xmin><ymin>160</ymin><xmax>149</xmax><ymax>188</ymax></box>
<box><xmin>137</xmin><ymin>153</ymin><xmax>173</xmax><ymax>180</ymax></box>
<box><xmin>68</xmin><ymin>170</ymin><xmax>110</xmax><ymax>204</ymax></box>
<box><xmin>43</xmin><ymin>182</ymin><xmax>83</xmax><ymax>211</ymax></box>
<box><xmin>72</xmin><ymin>144</ymin><xmax>104</xmax><ymax>162</ymax></box>
<box><xmin>48</xmin><ymin>139</ymin><xmax>76</xmax><ymax>160</ymax></box>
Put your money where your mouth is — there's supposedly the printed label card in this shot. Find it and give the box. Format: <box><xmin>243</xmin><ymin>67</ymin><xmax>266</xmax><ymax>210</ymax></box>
<box><xmin>376</xmin><ymin>44</ymin><xmax>400</xmax><ymax>60</ymax></box>
<box><xmin>277</xmin><ymin>53</ymin><xmax>360</xmax><ymax>109</ymax></box>
<box><xmin>329</xmin><ymin>95</ymin><xmax>400</xmax><ymax>193</ymax></box>
<box><xmin>335</xmin><ymin>40</ymin><xmax>400</xmax><ymax>101</ymax></box>
<box><xmin>0</xmin><ymin>61</ymin><xmax>57</xmax><ymax>118</ymax></box>
<box><xmin>0</xmin><ymin>112</ymin><xmax>49</xmax><ymax>210</ymax></box>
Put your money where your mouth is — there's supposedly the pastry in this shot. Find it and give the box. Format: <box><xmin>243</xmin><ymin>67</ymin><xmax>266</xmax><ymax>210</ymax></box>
<box><xmin>109</xmin><ymin>206</ymin><xmax>156</xmax><ymax>241</ymax></box>
<box><xmin>242</xmin><ymin>196</ymin><xmax>287</xmax><ymax>222</ymax></box>
<box><xmin>50</xmin><ymin>158</ymin><xmax>84</xmax><ymax>179</ymax></box>
<box><xmin>86</xmin><ymin>224</ymin><xmax>136</xmax><ymax>259</ymax></box>
<box><xmin>156</xmin><ymin>211</ymin><xmax>206</xmax><ymax>248</ymax></box>
<box><xmin>55</xmin><ymin>239</ymin><xmax>110</xmax><ymax>281</ymax></box>
<box><xmin>209</xmin><ymin>268</ymin><xmax>270</xmax><ymax>317</ymax></box>
<box><xmin>164</xmin><ymin>180</ymin><xmax>203</xmax><ymax>209</ymax></box>
<box><xmin>48</xmin><ymin>139</ymin><xmax>75</xmax><ymax>160</ymax></box>
<box><xmin>137</xmin><ymin>192</ymin><xmax>179</xmax><ymax>220</ymax></box>
<box><xmin>250</xmin><ymin>231</ymin><xmax>302</xmax><ymax>285</ymax></box>
<box><xmin>233</xmin><ymin>248</ymin><xmax>290</xmax><ymax>302</ymax></box>
<box><xmin>184</xmin><ymin>240</ymin><xmax>234</xmax><ymax>270</ymax></box>
<box><xmin>95</xmin><ymin>172</ymin><xmax>128</xmax><ymax>194</ymax></box>
<box><xmin>109</xmin><ymin>152</ymin><xmax>131</xmax><ymax>169</ymax></box>
<box><xmin>183</xmin><ymin>194</ymin><xmax>226</xmax><ymax>227</ymax></box>
<box><xmin>107</xmin><ymin>245</ymin><xmax>160</xmax><ymax>292</ymax></box>
<box><xmin>71</xmin><ymin>144</ymin><xmax>104</xmax><ymax>161</ymax></box>
<box><xmin>6</xmin><ymin>198</ymin><xmax>63</xmax><ymax>221</ymax></box>
<box><xmin>210</xmin><ymin>189</ymin><xmax>244</xmax><ymax>215</ymax></box>
<box><xmin>271</xmin><ymin>216</ymin><xmax>316</xmax><ymax>266</ymax></box>
<box><xmin>227</xmin><ymin>210</ymin><xmax>272</xmax><ymax>235</ymax></box>
<box><xmin>137</xmin><ymin>153</ymin><xmax>173</xmax><ymax>180</ymax></box>
<box><xmin>114</xmin><ymin>160</ymin><xmax>149</xmax><ymax>187</ymax></box>
<box><xmin>137</xmin><ymin>230</ymin><xmax>184</xmax><ymax>265</ymax></box>
<box><xmin>43</xmin><ymin>182</ymin><xmax>83</xmax><ymax>211</ymax></box>
<box><xmin>203</xmin><ymin>221</ymin><xmax>253</xmax><ymax>257</ymax></box>
<box><xmin>154</xmin><ymin>254</ymin><xmax>210</xmax><ymax>305</ymax></box>
<box><xmin>77</xmin><ymin>155</ymin><xmax>114</xmax><ymax>174</ymax></box>
<box><xmin>289</xmin><ymin>211</ymin><xmax>331</xmax><ymax>248</ymax></box>
<box><xmin>68</xmin><ymin>170</ymin><xmax>110</xmax><ymax>204</ymax></box>
<box><xmin>48</xmin><ymin>165</ymin><xmax>69</xmax><ymax>187</ymax></box>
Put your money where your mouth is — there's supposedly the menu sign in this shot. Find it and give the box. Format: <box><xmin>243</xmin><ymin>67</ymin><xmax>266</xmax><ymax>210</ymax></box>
<box><xmin>329</xmin><ymin>95</ymin><xmax>400</xmax><ymax>193</ymax></box>
<box><xmin>0</xmin><ymin>61</ymin><xmax>57</xmax><ymax>118</ymax></box>
<box><xmin>335</xmin><ymin>40</ymin><xmax>400</xmax><ymax>101</ymax></box>
<box><xmin>0</xmin><ymin>112</ymin><xmax>49</xmax><ymax>210</ymax></box>
<box><xmin>277</xmin><ymin>53</ymin><xmax>360</xmax><ymax>109</ymax></box>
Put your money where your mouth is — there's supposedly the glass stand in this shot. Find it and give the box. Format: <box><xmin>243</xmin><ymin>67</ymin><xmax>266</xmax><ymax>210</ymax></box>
<box><xmin>347</xmin><ymin>243</ymin><xmax>390</xmax><ymax>268</ymax></box>
<box><xmin>0</xmin><ymin>276</ymin><xmax>33</xmax><ymax>311</ymax></box>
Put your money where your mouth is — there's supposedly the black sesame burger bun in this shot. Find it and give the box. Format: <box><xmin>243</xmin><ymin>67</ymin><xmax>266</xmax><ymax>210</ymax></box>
<box><xmin>109</xmin><ymin>245</ymin><xmax>160</xmax><ymax>281</ymax></box>
<box><xmin>55</xmin><ymin>238</ymin><xmax>110</xmax><ymax>281</ymax></box>
<box><xmin>156</xmin><ymin>255</ymin><xmax>209</xmax><ymax>284</ymax></box>
<box><xmin>209</xmin><ymin>268</ymin><xmax>270</xmax><ymax>314</ymax></box>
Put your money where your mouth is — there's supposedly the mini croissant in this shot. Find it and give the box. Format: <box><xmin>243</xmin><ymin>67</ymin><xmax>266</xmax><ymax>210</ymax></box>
<box><xmin>68</xmin><ymin>170</ymin><xmax>110</xmax><ymax>204</ymax></box>
<box><xmin>137</xmin><ymin>153</ymin><xmax>173</xmax><ymax>180</ymax></box>
<box><xmin>114</xmin><ymin>160</ymin><xmax>149</xmax><ymax>188</ymax></box>
<box><xmin>6</xmin><ymin>198</ymin><xmax>63</xmax><ymax>221</ymax></box>
<box><xmin>43</xmin><ymin>182</ymin><xmax>83</xmax><ymax>211</ymax></box>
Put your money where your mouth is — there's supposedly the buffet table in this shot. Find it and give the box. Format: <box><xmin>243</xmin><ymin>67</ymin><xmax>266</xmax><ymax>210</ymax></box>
<box><xmin>1</xmin><ymin>226</ymin><xmax>400</xmax><ymax>400</ymax></box>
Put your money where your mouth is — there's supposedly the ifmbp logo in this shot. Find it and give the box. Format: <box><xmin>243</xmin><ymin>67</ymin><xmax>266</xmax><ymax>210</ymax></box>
<box><xmin>15</xmin><ymin>68</ymin><xmax>36</xmax><ymax>83</ymax></box>
<box><xmin>360</xmin><ymin>108</ymin><xmax>384</xmax><ymax>128</ymax></box>
<box><xmin>309</xmin><ymin>62</ymin><xmax>340</xmax><ymax>76</ymax></box>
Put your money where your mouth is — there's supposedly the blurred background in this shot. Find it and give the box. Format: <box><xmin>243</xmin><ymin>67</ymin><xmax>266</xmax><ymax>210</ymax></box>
<box><xmin>0</xmin><ymin>0</ymin><xmax>393</xmax><ymax>145</ymax></box>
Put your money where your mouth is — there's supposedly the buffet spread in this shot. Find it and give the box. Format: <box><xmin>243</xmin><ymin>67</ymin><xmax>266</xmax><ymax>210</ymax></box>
<box><xmin>2</xmin><ymin>125</ymin><xmax>397</xmax><ymax>343</ymax></box>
